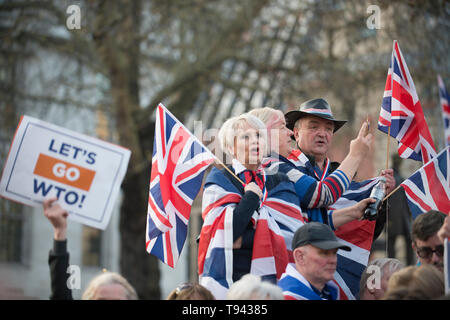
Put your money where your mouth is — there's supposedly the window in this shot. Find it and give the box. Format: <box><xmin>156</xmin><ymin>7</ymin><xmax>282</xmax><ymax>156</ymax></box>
<box><xmin>0</xmin><ymin>199</ymin><xmax>24</xmax><ymax>263</ymax></box>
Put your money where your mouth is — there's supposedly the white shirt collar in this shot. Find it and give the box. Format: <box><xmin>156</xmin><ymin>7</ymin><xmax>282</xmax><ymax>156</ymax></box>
<box><xmin>231</xmin><ymin>158</ymin><xmax>247</xmax><ymax>175</ymax></box>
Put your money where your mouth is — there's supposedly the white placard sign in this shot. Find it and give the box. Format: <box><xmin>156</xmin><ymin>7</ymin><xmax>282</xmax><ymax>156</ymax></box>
<box><xmin>0</xmin><ymin>115</ymin><xmax>131</xmax><ymax>230</ymax></box>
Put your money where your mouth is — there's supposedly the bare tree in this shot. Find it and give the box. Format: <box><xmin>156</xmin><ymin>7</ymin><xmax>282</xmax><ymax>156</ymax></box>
<box><xmin>0</xmin><ymin>0</ymin><xmax>448</xmax><ymax>298</ymax></box>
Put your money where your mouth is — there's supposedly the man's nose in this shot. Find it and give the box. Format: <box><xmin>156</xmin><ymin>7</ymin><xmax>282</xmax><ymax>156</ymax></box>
<box><xmin>316</xmin><ymin>127</ymin><xmax>328</xmax><ymax>137</ymax></box>
<box><xmin>431</xmin><ymin>251</ymin><xmax>441</xmax><ymax>263</ymax></box>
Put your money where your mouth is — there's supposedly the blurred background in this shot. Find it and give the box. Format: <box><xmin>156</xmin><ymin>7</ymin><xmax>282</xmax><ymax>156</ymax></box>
<box><xmin>0</xmin><ymin>0</ymin><xmax>448</xmax><ymax>299</ymax></box>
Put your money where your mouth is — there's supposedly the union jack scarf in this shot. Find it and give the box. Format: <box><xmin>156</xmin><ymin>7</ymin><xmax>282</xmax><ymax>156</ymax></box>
<box><xmin>278</xmin><ymin>263</ymin><xmax>340</xmax><ymax>300</ymax></box>
<box><xmin>264</xmin><ymin>151</ymin><xmax>380</xmax><ymax>299</ymax></box>
<box><xmin>198</xmin><ymin>159</ymin><xmax>306</xmax><ymax>299</ymax></box>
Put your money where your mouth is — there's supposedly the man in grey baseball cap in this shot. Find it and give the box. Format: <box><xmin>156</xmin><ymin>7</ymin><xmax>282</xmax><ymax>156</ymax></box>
<box><xmin>278</xmin><ymin>222</ymin><xmax>350</xmax><ymax>300</ymax></box>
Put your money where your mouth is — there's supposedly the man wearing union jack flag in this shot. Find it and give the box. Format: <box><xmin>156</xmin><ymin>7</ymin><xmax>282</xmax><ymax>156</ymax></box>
<box><xmin>259</xmin><ymin>99</ymin><xmax>396</xmax><ymax>299</ymax></box>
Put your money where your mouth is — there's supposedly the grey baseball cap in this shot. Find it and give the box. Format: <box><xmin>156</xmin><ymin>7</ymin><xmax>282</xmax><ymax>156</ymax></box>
<box><xmin>292</xmin><ymin>222</ymin><xmax>351</xmax><ymax>251</ymax></box>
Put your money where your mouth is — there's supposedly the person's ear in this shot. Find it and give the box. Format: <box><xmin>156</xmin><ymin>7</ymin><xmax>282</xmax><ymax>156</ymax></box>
<box><xmin>293</xmin><ymin>127</ymin><xmax>300</xmax><ymax>141</ymax></box>
<box><xmin>294</xmin><ymin>247</ymin><xmax>305</xmax><ymax>265</ymax></box>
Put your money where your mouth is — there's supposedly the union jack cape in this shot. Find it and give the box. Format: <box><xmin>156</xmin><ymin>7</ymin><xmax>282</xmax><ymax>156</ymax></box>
<box><xmin>438</xmin><ymin>75</ymin><xmax>450</xmax><ymax>147</ymax></box>
<box><xmin>146</xmin><ymin>103</ymin><xmax>215</xmax><ymax>267</ymax></box>
<box><xmin>378</xmin><ymin>40</ymin><xmax>437</xmax><ymax>163</ymax></box>
<box><xmin>400</xmin><ymin>146</ymin><xmax>450</xmax><ymax>219</ymax></box>
<box><xmin>329</xmin><ymin>178</ymin><xmax>380</xmax><ymax>299</ymax></box>
<box><xmin>263</xmin><ymin>151</ymin><xmax>380</xmax><ymax>300</ymax></box>
<box><xmin>198</xmin><ymin>160</ymin><xmax>306</xmax><ymax>299</ymax></box>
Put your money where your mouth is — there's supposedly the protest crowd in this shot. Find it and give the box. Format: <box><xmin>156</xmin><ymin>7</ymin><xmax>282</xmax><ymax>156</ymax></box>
<box><xmin>0</xmin><ymin>30</ymin><xmax>448</xmax><ymax>301</ymax></box>
<box><xmin>41</xmin><ymin>94</ymin><xmax>450</xmax><ymax>301</ymax></box>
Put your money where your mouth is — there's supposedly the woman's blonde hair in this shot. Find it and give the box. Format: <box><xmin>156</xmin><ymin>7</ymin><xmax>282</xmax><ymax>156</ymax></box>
<box><xmin>81</xmin><ymin>271</ymin><xmax>138</xmax><ymax>300</ymax></box>
<box><xmin>166</xmin><ymin>283</ymin><xmax>215</xmax><ymax>300</ymax></box>
<box><xmin>218</xmin><ymin>113</ymin><xmax>267</xmax><ymax>158</ymax></box>
<box><xmin>383</xmin><ymin>265</ymin><xmax>444</xmax><ymax>300</ymax></box>
<box><xmin>248</xmin><ymin>107</ymin><xmax>284</xmax><ymax>128</ymax></box>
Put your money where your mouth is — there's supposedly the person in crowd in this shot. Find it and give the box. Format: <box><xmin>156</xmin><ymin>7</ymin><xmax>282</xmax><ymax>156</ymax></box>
<box><xmin>411</xmin><ymin>210</ymin><xmax>446</xmax><ymax>271</ymax></box>
<box><xmin>249</xmin><ymin>106</ymin><xmax>376</xmax><ymax>229</ymax></box>
<box><xmin>166</xmin><ymin>283</ymin><xmax>215</xmax><ymax>300</ymax></box>
<box><xmin>82</xmin><ymin>271</ymin><xmax>138</xmax><ymax>300</ymax></box>
<box><xmin>278</xmin><ymin>222</ymin><xmax>350</xmax><ymax>300</ymax></box>
<box><xmin>43</xmin><ymin>197</ymin><xmax>137</xmax><ymax>300</ymax></box>
<box><xmin>279</xmin><ymin>99</ymin><xmax>395</xmax><ymax>235</ymax></box>
<box><xmin>359</xmin><ymin>258</ymin><xmax>404</xmax><ymax>300</ymax></box>
<box><xmin>226</xmin><ymin>274</ymin><xmax>284</xmax><ymax>300</ymax></box>
<box><xmin>198</xmin><ymin>113</ymin><xmax>305</xmax><ymax>299</ymax></box>
<box><xmin>383</xmin><ymin>265</ymin><xmax>445</xmax><ymax>300</ymax></box>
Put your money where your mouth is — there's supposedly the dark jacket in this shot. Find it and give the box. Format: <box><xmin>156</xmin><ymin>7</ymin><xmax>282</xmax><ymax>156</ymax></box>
<box><xmin>48</xmin><ymin>239</ymin><xmax>73</xmax><ymax>300</ymax></box>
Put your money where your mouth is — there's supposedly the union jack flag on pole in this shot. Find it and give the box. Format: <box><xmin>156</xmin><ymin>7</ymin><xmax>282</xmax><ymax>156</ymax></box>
<box><xmin>378</xmin><ymin>40</ymin><xmax>437</xmax><ymax>163</ymax></box>
<box><xmin>146</xmin><ymin>103</ymin><xmax>216</xmax><ymax>267</ymax></box>
<box><xmin>438</xmin><ymin>75</ymin><xmax>450</xmax><ymax>148</ymax></box>
<box><xmin>400</xmin><ymin>146</ymin><xmax>450</xmax><ymax>219</ymax></box>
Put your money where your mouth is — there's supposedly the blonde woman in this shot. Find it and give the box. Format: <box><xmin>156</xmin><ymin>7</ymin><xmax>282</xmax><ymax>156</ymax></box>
<box><xmin>198</xmin><ymin>113</ymin><xmax>305</xmax><ymax>299</ymax></box>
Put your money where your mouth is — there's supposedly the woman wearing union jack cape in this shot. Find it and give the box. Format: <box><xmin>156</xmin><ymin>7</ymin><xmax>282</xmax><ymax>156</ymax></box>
<box><xmin>198</xmin><ymin>113</ymin><xmax>306</xmax><ymax>299</ymax></box>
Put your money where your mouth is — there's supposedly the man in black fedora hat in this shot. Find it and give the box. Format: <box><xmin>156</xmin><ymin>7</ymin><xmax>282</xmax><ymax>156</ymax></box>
<box><xmin>282</xmin><ymin>98</ymin><xmax>395</xmax><ymax>228</ymax></box>
<box><xmin>260</xmin><ymin>98</ymin><xmax>393</xmax><ymax>229</ymax></box>
<box><xmin>278</xmin><ymin>222</ymin><xmax>350</xmax><ymax>300</ymax></box>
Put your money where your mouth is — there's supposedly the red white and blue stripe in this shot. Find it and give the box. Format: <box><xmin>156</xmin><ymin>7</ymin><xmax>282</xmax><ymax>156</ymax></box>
<box><xmin>378</xmin><ymin>40</ymin><xmax>437</xmax><ymax>163</ymax></box>
<box><xmin>329</xmin><ymin>178</ymin><xmax>380</xmax><ymax>300</ymax></box>
<box><xmin>264</xmin><ymin>151</ymin><xmax>379</xmax><ymax>299</ymax></box>
<box><xmin>146</xmin><ymin>103</ymin><xmax>215</xmax><ymax>267</ymax></box>
<box><xmin>438</xmin><ymin>75</ymin><xmax>450</xmax><ymax>147</ymax></box>
<box><xmin>263</xmin><ymin>151</ymin><xmax>350</xmax><ymax>229</ymax></box>
<box><xmin>198</xmin><ymin>160</ymin><xmax>306</xmax><ymax>299</ymax></box>
<box><xmin>278</xmin><ymin>263</ymin><xmax>340</xmax><ymax>300</ymax></box>
<box><xmin>400</xmin><ymin>146</ymin><xmax>450</xmax><ymax>219</ymax></box>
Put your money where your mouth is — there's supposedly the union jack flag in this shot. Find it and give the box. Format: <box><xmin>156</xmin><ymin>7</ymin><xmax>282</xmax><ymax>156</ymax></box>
<box><xmin>198</xmin><ymin>161</ymin><xmax>306</xmax><ymax>299</ymax></box>
<box><xmin>263</xmin><ymin>152</ymin><xmax>381</xmax><ymax>300</ymax></box>
<box><xmin>146</xmin><ymin>103</ymin><xmax>215</xmax><ymax>267</ymax></box>
<box><xmin>378</xmin><ymin>40</ymin><xmax>437</xmax><ymax>163</ymax></box>
<box><xmin>328</xmin><ymin>178</ymin><xmax>380</xmax><ymax>300</ymax></box>
<box><xmin>438</xmin><ymin>75</ymin><xmax>450</xmax><ymax>147</ymax></box>
<box><xmin>400</xmin><ymin>146</ymin><xmax>450</xmax><ymax>219</ymax></box>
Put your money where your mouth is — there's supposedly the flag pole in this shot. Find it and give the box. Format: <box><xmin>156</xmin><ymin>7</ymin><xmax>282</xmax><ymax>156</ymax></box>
<box><xmin>214</xmin><ymin>158</ymin><xmax>245</xmax><ymax>186</ymax></box>
<box><xmin>385</xmin><ymin>123</ymin><xmax>391</xmax><ymax>258</ymax></box>
<box><xmin>386</xmin><ymin>126</ymin><xmax>391</xmax><ymax>169</ymax></box>
<box><xmin>383</xmin><ymin>184</ymin><xmax>402</xmax><ymax>201</ymax></box>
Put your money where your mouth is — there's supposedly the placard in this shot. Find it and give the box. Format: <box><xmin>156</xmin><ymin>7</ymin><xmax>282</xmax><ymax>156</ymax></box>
<box><xmin>0</xmin><ymin>115</ymin><xmax>130</xmax><ymax>229</ymax></box>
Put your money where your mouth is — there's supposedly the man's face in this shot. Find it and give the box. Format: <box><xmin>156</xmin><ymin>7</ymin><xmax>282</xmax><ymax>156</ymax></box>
<box><xmin>293</xmin><ymin>116</ymin><xmax>334</xmax><ymax>159</ymax></box>
<box><xmin>266</xmin><ymin>113</ymin><xmax>294</xmax><ymax>157</ymax></box>
<box><xmin>295</xmin><ymin>245</ymin><xmax>338</xmax><ymax>286</ymax></box>
<box><xmin>412</xmin><ymin>234</ymin><xmax>444</xmax><ymax>271</ymax></box>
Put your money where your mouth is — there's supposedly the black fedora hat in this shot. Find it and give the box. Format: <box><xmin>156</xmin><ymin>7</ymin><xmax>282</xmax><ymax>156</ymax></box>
<box><xmin>285</xmin><ymin>98</ymin><xmax>347</xmax><ymax>133</ymax></box>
